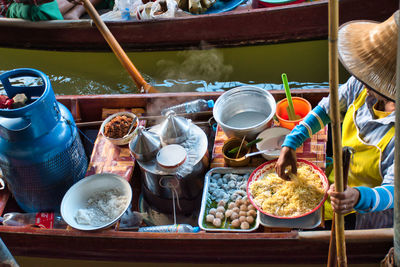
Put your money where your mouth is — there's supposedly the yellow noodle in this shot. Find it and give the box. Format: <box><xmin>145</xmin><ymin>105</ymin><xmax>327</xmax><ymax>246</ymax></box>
<box><xmin>249</xmin><ymin>163</ymin><xmax>325</xmax><ymax>217</ymax></box>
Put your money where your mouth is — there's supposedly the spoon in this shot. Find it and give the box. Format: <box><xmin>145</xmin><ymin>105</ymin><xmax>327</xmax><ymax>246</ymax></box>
<box><xmin>244</xmin><ymin>148</ymin><xmax>278</xmax><ymax>158</ymax></box>
<box><xmin>122</xmin><ymin>118</ymin><xmax>137</xmax><ymax>139</ymax></box>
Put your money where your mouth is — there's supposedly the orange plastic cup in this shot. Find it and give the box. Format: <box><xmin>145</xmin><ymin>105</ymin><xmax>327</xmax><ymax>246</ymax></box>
<box><xmin>276</xmin><ymin>97</ymin><xmax>312</xmax><ymax>130</ymax></box>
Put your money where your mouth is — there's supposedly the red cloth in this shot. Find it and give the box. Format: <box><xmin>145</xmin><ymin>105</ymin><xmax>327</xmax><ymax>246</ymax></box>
<box><xmin>0</xmin><ymin>95</ymin><xmax>13</xmax><ymax>109</ymax></box>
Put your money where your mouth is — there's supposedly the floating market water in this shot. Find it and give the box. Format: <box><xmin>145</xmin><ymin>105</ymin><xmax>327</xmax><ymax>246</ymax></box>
<box><xmin>0</xmin><ymin>40</ymin><xmax>350</xmax><ymax>95</ymax></box>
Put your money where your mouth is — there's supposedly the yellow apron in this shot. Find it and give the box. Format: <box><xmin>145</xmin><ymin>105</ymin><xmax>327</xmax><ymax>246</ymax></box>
<box><xmin>324</xmin><ymin>89</ymin><xmax>395</xmax><ymax>220</ymax></box>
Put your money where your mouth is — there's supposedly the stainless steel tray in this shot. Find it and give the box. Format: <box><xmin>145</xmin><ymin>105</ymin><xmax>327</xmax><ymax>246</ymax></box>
<box><xmin>259</xmin><ymin>206</ymin><xmax>322</xmax><ymax>229</ymax></box>
<box><xmin>198</xmin><ymin>167</ymin><xmax>260</xmax><ymax>232</ymax></box>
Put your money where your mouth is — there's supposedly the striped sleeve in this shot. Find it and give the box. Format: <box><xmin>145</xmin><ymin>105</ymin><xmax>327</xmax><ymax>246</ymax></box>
<box><xmin>354</xmin><ymin>185</ymin><xmax>394</xmax><ymax>213</ymax></box>
<box><xmin>281</xmin><ymin>105</ymin><xmax>331</xmax><ymax>150</ymax></box>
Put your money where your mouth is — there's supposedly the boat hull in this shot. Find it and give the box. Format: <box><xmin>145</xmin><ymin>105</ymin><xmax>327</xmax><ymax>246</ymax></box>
<box><xmin>0</xmin><ymin>90</ymin><xmax>394</xmax><ymax>264</ymax></box>
<box><xmin>0</xmin><ymin>0</ymin><xmax>397</xmax><ymax>51</ymax></box>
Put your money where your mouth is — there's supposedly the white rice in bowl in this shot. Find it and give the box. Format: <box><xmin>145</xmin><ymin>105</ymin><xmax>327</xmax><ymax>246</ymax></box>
<box><xmin>75</xmin><ymin>189</ymin><xmax>130</xmax><ymax>226</ymax></box>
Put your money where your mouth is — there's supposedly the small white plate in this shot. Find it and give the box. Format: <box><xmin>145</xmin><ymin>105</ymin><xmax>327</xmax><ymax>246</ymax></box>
<box><xmin>256</xmin><ymin>127</ymin><xmax>291</xmax><ymax>160</ymax></box>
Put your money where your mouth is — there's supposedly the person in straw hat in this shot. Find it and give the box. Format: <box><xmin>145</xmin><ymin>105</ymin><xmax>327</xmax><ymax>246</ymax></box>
<box><xmin>276</xmin><ymin>10</ymin><xmax>398</xmax><ymax>229</ymax></box>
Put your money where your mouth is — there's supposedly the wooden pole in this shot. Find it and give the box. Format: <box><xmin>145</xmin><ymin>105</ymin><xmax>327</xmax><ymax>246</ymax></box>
<box><xmin>81</xmin><ymin>0</ymin><xmax>158</xmax><ymax>94</ymax></box>
<box><xmin>328</xmin><ymin>0</ymin><xmax>347</xmax><ymax>266</ymax></box>
<box><xmin>394</xmin><ymin>6</ymin><xmax>400</xmax><ymax>266</ymax></box>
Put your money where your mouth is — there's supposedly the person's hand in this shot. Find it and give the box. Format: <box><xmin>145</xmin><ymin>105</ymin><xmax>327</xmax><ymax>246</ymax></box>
<box><xmin>275</xmin><ymin>146</ymin><xmax>297</xmax><ymax>180</ymax></box>
<box><xmin>328</xmin><ymin>184</ymin><xmax>360</xmax><ymax>214</ymax></box>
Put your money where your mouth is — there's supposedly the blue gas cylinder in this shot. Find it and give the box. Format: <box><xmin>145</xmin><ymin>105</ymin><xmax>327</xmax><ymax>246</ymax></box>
<box><xmin>0</xmin><ymin>68</ymin><xmax>88</xmax><ymax>212</ymax></box>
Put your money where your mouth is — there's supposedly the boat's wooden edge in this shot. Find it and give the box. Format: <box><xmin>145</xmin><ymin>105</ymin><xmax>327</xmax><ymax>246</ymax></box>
<box><xmin>4</xmin><ymin>0</ymin><xmax>398</xmax><ymax>51</ymax></box>
<box><xmin>0</xmin><ymin>17</ymin><xmax>93</xmax><ymax>28</ymax></box>
<box><xmin>0</xmin><ymin>0</ymin><xmax>324</xmax><ymax>28</ymax></box>
<box><xmin>298</xmin><ymin>227</ymin><xmax>394</xmax><ymax>241</ymax></box>
<box><xmin>0</xmin><ymin>226</ymin><xmax>393</xmax><ymax>263</ymax></box>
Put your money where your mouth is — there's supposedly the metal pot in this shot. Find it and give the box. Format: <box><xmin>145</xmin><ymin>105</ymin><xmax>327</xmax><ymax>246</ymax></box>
<box><xmin>134</xmin><ymin>119</ymin><xmax>209</xmax><ymax>214</ymax></box>
<box><xmin>213</xmin><ymin>86</ymin><xmax>276</xmax><ymax>140</ymax></box>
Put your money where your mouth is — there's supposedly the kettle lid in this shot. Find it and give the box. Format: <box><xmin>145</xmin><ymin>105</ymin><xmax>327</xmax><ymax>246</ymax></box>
<box><xmin>129</xmin><ymin>126</ymin><xmax>161</xmax><ymax>161</ymax></box>
<box><xmin>159</xmin><ymin>111</ymin><xmax>190</xmax><ymax>144</ymax></box>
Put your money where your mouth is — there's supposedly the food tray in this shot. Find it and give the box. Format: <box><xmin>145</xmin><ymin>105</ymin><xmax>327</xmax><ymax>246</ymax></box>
<box><xmin>198</xmin><ymin>167</ymin><xmax>260</xmax><ymax>232</ymax></box>
<box><xmin>259</xmin><ymin>206</ymin><xmax>322</xmax><ymax>229</ymax></box>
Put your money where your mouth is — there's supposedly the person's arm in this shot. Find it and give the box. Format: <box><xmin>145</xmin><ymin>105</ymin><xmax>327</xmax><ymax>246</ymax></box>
<box><xmin>354</xmin><ymin>185</ymin><xmax>394</xmax><ymax>213</ymax></box>
<box><xmin>281</xmin><ymin>105</ymin><xmax>330</xmax><ymax>149</ymax></box>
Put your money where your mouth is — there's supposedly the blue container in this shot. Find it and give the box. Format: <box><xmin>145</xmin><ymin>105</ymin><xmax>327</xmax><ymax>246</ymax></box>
<box><xmin>0</xmin><ymin>68</ymin><xmax>88</xmax><ymax>212</ymax></box>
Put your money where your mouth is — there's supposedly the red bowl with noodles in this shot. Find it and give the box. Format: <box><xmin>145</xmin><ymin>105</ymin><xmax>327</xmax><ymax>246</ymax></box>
<box><xmin>247</xmin><ymin>159</ymin><xmax>328</xmax><ymax>220</ymax></box>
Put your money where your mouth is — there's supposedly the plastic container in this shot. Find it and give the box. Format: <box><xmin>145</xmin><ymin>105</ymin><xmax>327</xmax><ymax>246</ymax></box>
<box><xmin>0</xmin><ymin>212</ymin><xmax>67</xmax><ymax>229</ymax></box>
<box><xmin>138</xmin><ymin>224</ymin><xmax>200</xmax><ymax>233</ymax></box>
<box><xmin>161</xmin><ymin>99</ymin><xmax>214</xmax><ymax>116</ymax></box>
<box><xmin>275</xmin><ymin>96</ymin><xmax>312</xmax><ymax>130</ymax></box>
<box><xmin>258</xmin><ymin>0</ymin><xmax>305</xmax><ymax>8</ymax></box>
<box><xmin>118</xmin><ymin>0</ymin><xmax>133</xmax><ymax>20</ymax></box>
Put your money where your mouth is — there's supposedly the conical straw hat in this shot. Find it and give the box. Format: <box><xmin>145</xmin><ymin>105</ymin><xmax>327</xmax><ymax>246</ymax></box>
<box><xmin>338</xmin><ymin>10</ymin><xmax>399</xmax><ymax>100</ymax></box>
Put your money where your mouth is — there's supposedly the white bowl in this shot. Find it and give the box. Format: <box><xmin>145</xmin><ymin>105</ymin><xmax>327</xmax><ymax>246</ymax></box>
<box><xmin>256</xmin><ymin>127</ymin><xmax>291</xmax><ymax>160</ymax></box>
<box><xmin>100</xmin><ymin>112</ymin><xmax>139</xmax><ymax>146</ymax></box>
<box><xmin>61</xmin><ymin>173</ymin><xmax>132</xmax><ymax>231</ymax></box>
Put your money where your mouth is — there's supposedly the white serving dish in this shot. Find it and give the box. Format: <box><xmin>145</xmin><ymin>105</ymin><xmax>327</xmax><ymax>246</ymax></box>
<box><xmin>256</xmin><ymin>127</ymin><xmax>291</xmax><ymax>160</ymax></box>
<box><xmin>198</xmin><ymin>167</ymin><xmax>260</xmax><ymax>232</ymax></box>
<box><xmin>61</xmin><ymin>173</ymin><xmax>132</xmax><ymax>231</ymax></box>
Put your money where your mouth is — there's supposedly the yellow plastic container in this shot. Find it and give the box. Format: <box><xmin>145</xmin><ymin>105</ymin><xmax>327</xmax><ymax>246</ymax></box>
<box><xmin>276</xmin><ymin>97</ymin><xmax>312</xmax><ymax>130</ymax></box>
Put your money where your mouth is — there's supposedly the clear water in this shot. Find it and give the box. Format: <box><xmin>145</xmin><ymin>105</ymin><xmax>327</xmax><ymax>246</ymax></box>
<box><xmin>0</xmin><ymin>40</ymin><xmax>350</xmax><ymax>95</ymax></box>
<box><xmin>224</xmin><ymin>111</ymin><xmax>267</xmax><ymax>128</ymax></box>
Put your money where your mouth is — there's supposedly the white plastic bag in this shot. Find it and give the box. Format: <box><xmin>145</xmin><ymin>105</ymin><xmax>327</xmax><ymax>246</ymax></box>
<box><xmin>135</xmin><ymin>0</ymin><xmax>177</xmax><ymax>20</ymax></box>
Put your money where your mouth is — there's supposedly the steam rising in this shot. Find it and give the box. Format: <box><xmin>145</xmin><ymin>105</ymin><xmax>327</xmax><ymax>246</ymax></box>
<box><xmin>156</xmin><ymin>49</ymin><xmax>233</xmax><ymax>86</ymax></box>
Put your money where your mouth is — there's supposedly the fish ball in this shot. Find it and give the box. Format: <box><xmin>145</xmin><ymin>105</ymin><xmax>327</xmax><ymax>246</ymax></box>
<box><xmin>240</xmin><ymin>204</ymin><xmax>248</xmax><ymax>211</ymax></box>
<box><xmin>231</xmin><ymin>219</ymin><xmax>240</xmax><ymax>228</ymax></box>
<box><xmin>248</xmin><ymin>204</ymin><xmax>256</xmax><ymax>211</ymax></box>
<box><xmin>218</xmin><ymin>200</ymin><xmax>226</xmax><ymax>207</ymax></box>
<box><xmin>213</xmin><ymin>218</ymin><xmax>222</xmax><ymax>227</ymax></box>
<box><xmin>235</xmin><ymin>198</ymin><xmax>243</xmax><ymax>206</ymax></box>
<box><xmin>239</xmin><ymin>211</ymin><xmax>247</xmax><ymax>217</ymax></box>
<box><xmin>215</xmin><ymin>211</ymin><xmax>224</xmax><ymax>219</ymax></box>
<box><xmin>246</xmin><ymin>216</ymin><xmax>254</xmax><ymax>224</ymax></box>
<box><xmin>216</xmin><ymin>206</ymin><xmax>225</xmax><ymax>213</ymax></box>
<box><xmin>240</xmin><ymin>221</ymin><xmax>250</xmax><ymax>230</ymax></box>
<box><xmin>239</xmin><ymin>216</ymin><xmax>246</xmax><ymax>223</ymax></box>
<box><xmin>230</xmin><ymin>212</ymin><xmax>239</xmax><ymax>220</ymax></box>
<box><xmin>232</xmin><ymin>207</ymin><xmax>240</xmax><ymax>213</ymax></box>
<box><xmin>209</xmin><ymin>208</ymin><xmax>217</xmax><ymax>215</ymax></box>
<box><xmin>247</xmin><ymin>210</ymin><xmax>257</xmax><ymax>217</ymax></box>
<box><xmin>225</xmin><ymin>209</ymin><xmax>233</xmax><ymax>218</ymax></box>
<box><xmin>228</xmin><ymin>202</ymin><xmax>236</xmax><ymax>210</ymax></box>
<box><xmin>206</xmin><ymin>214</ymin><xmax>214</xmax><ymax>223</ymax></box>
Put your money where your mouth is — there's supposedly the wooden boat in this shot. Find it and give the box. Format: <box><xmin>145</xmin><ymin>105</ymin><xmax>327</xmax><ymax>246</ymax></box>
<box><xmin>0</xmin><ymin>89</ymin><xmax>394</xmax><ymax>264</ymax></box>
<box><xmin>0</xmin><ymin>0</ymin><xmax>397</xmax><ymax>52</ymax></box>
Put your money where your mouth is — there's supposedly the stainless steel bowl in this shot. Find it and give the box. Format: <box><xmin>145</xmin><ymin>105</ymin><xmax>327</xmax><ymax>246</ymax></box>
<box><xmin>213</xmin><ymin>86</ymin><xmax>276</xmax><ymax>140</ymax></box>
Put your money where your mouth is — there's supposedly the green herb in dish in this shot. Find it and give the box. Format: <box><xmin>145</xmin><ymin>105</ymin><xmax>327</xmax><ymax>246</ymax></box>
<box><xmin>228</xmin><ymin>138</ymin><xmax>263</xmax><ymax>155</ymax></box>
